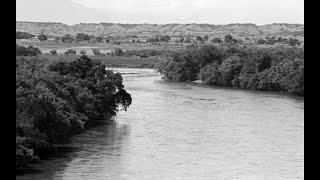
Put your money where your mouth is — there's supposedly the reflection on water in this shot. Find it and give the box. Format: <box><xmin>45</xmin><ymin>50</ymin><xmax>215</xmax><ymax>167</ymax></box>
<box><xmin>17</xmin><ymin>68</ymin><xmax>304</xmax><ymax>180</ymax></box>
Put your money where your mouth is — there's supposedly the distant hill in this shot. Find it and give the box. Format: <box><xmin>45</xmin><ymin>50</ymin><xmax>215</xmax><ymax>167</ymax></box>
<box><xmin>16</xmin><ymin>21</ymin><xmax>304</xmax><ymax>38</ymax></box>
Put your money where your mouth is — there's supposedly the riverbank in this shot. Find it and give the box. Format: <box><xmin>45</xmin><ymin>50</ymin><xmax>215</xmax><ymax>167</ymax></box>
<box><xmin>17</xmin><ymin>67</ymin><xmax>304</xmax><ymax>180</ymax></box>
<box><xmin>16</xmin><ymin>55</ymin><xmax>132</xmax><ymax>169</ymax></box>
<box><xmin>155</xmin><ymin>44</ymin><xmax>304</xmax><ymax>96</ymax></box>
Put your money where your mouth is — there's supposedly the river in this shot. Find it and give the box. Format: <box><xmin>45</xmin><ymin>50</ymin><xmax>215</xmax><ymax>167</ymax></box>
<box><xmin>16</xmin><ymin>68</ymin><xmax>304</xmax><ymax>180</ymax></box>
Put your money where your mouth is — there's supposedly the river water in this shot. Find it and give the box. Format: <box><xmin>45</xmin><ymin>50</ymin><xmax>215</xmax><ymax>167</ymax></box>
<box><xmin>16</xmin><ymin>68</ymin><xmax>304</xmax><ymax>180</ymax></box>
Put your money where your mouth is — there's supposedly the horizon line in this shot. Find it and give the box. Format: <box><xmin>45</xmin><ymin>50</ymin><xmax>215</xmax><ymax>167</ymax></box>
<box><xmin>16</xmin><ymin>20</ymin><xmax>304</xmax><ymax>27</ymax></box>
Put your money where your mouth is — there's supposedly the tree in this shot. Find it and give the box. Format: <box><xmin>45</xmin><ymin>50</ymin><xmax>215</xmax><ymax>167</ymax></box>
<box><xmin>105</xmin><ymin>39</ymin><xmax>110</xmax><ymax>43</ymax></box>
<box><xmin>265</xmin><ymin>36</ymin><xmax>276</xmax><ymax>44</ymax></box>
<box><xmin>76</xmin><ymin>33</ymin><xmax>91</xmax><ymax>41</ymax></box>
<box><xmin>16</xmin><ymin>31</ymin><xmax>35</xmax><ymax>39</ymax></box>
<box><xmin>16</xmin><ymin>55</ymin><xmax>132</xmax><ymax>168</ymax></box>
<box><xmin>219</xmin><ymin>56</ymin><xmax>244</xmax><ymax>86</ymax></box>
<box><xmin>204</xmin><ymin>35</ymin><xmax>209</xmax><ymax>41</ymax></box>
<box><xmin>180</xmin><ymin>37</ymin><xmax>184</xmax><ymax>42</ymax></box>
<box><xmin>64</xmin><ymin>49</ymin><xmax>76</xmax><ymax>55</ymax></box>
<box><xmin>92</xmin><ymin>48</ymin><xmax>102</xmax><ymax>56</ymax></box>
<box><xmin>212</xmin><ymin>38</ymin><xmax>223</xmax><ymax>43</ymax></box>
<box><xmin>50</xmin><ymin>50</ymin><xmax>57</xmax><ymax>55</ymax></box>
<box><xmin>160</xmin><ymin>35</ymin><xmax>171</xmax><ymax>42</ymax></box>
<box><xmin>37</xmin><ymin>34</ymin><xmax>48</xmax><ymax>41</ymax></box>
<box><xmin>257</xmin><ymin>39</ymin><xmax>266</xmax><ymax>44</ymax></box>
<box><xmin>115</xmin><ymin>48</ymin><xmax>124</xmax><ymax>56</ymax></box>
<box><xmin>61</xmin><ymin>34</ymin><xmax>75</xmax><ymax>43</ymax></box>
<box><xmin>224</xmin><ymin>34</ymin><xmax>233</xmax><ymax>43</ymax></box>
<box><xmin>80</xmin><ymin>50</ymin><xmax>87</xmax><ymax>56</ymax></box>
<box><xmin>147</xmin><ymin>37</ymin><xmax>160</xmax><ymax>42</ymax></box>
<box><xmin>194</xmin><ymin>45</ymin><xmax>224</xmax><ymax>68</ymax></box>
<box><xmin>16</xmin><ymin>45</ymin><xmax>42</xmax><ymax>56</ymax></box>
<box><xmin>199</xmin><ymin>63</ymin><xmax>221</xmax><ymax>85</ymax></box>
<box><xmin>196</xmin><ymin>36</ymin><xmax>204</xmax><ymax>42</ymax></box>
<box><xmin>288</xmin><ymin>38</ymin><xmax>301</xmax><ymax>46</ymax></box>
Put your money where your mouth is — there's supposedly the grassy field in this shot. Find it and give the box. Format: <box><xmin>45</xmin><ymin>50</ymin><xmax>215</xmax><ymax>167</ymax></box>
<box><xmin>38</xmin><ymin>54</ymin><xmax>160</xmax><ymax>68</ymax></box>
<box><xmin>16</xmin><ymin>39</ymin><xmax>185</xmax><ymax>55</ymax></box>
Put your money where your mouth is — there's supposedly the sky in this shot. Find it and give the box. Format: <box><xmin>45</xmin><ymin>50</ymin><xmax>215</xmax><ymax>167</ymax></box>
<box><xmin>16</xmin><ymin>0</ymin><xmax>304</xmax><ymax>25</ymax></box>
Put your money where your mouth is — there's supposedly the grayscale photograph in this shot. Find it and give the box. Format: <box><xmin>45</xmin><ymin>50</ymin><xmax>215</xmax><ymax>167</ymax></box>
<box><xmin>16</xmin><ymin>0</ymin><xmax>304</xmax><ymax>179</ymax></box>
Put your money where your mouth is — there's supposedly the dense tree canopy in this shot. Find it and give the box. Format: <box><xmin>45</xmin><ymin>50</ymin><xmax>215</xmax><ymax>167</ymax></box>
<box><xmin>61</xmin><ymin>34</ymin><xmax>75</xmax><ymax>43</ymax></box>
<box><xmin>37</xmin><ymin>34</ymin><xmax>48</xmax><ymax>41</ymax></box>
<box><xmin>16</xmin><ymin>31</ymin><xmax>35</xmax><ymax>39</ymax></box>
<box><xmin>155</xmin><ymin>44</ymin><xmax>304</xmax><ymax>96</ymax></box>
<box><xmin>16</xmin><ymin>44</ymin><xmax>42</xmax><ymax>56</ymax></box>
<box><xmin>16</xmin><ymin>48</ymin><xmax>132</xmax><ymax>168</ymax></box>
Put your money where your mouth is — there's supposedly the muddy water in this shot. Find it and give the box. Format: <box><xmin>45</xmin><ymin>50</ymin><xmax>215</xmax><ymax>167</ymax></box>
<box><xmin>16</xmin><ymin>68</ymin><xmax>304</xmax><ymax>180</ymax></box>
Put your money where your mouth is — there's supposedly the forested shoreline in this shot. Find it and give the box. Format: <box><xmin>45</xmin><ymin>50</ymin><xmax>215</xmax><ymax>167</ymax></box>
<box><xmin>16</xmin><ymin>45</ymin><xmax>132</xmax><ymax>169</ymax></box>
<box><xmin>16</xmin><ymin>42</ymin><xmax>304</xmax><ymax>170</ymax></box>
<box><xmin>155</xmin><ymin>44</ymin><xmax>304</xmax><ymax>96</ymax></box>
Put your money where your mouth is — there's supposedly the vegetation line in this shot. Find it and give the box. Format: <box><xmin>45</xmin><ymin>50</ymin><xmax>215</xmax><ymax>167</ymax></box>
<box><xmin>16</xmin><ymin>45</ymin><xmax>132</xmax><ymax>169</ymax></box>
<box><xmin>155</xmin><ymin>43</ymin><xmax>303</xmax><ymax>96</ymax></box>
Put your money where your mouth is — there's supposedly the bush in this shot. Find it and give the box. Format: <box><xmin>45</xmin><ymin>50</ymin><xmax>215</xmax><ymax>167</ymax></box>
<box><xmin>199</xmin><ymin>63</ymin><xmax>221</xmax><ymax>85</ymax></box>
<box><xmin>92</xmin><ymin>48</ymin><xmax>102</xmax><ymax>56</ymax></box>
<box><xmin>140</xmin><ymin>53</ymin><xmax>149</xmax><ymax>58</ymax></box>
<box><xmin>224</xmin><ymin>34</ymin><xmax>233</xmax><ymax>43</ymax></box>
<box><xmin>16</xmin><ymin>31</ymin><xmax>35</xmax><ymax>39</ymax></box>
<box><xmin>76</xmin><ymin>33</ymin><xmax>91</xmax><ymax>41</ymax></box>
<box><xmin>16</xmin><ymin>55</ymin><xmax>132</xmax><ymax>168</ymax></box>
<box><xmin>50</xmin><ymin>50</ymin><xmax>57</xmax><ymax>55</ymax></box>
<box><xmin>219</xmin><ymin>56</ymin><xmax>244</xmax><ymax>86</ymax></box>
<box><xmin>115</xmin><ymin>48</ymin><xmax>124</xmax><ymax>56</ymax></box>
<box><xmin>64</xmin><ymin>49</ymin><xmax>76</xmax><ymax>55</ymax></box>
<box><xmin>257</xmin><ymin>38</ymin><xmax>266</xmax><ymax>44</ymax></box>
<box><xmin>212</xmin><ymin>38</ymin><xmax>222</xmax><ymax>43</ymax></box>
<box><xmin>160</xmin><ymin>35</ymin><xmax>171</xmax><ymax>42</ymax></box>
<box><xmin>16</xmin><ymin>45</ymin><xmax>42</xmax><ymax>56</ymax></box>
<box><xmin>37</xmin><ymin>34</ymin><xmax>48</xmax><ymax>41</ymax></box>
<box><xmin>155</xmin><ymin>44</ymin><xmax>304</xmax><ymax>96</ymax></box>
<box><xmin>288</xmin><ymin>38</ymin><xmax>301</xmax><ymax>46</ymax></box>
<box><xmin>147</xmin><ymin>37</ymin><xmax>160</xmax><ymax>42</ymax></box>
<box><xmin>80</xmin><ymin>50</ymin><xmax>87</xmax><ymax>56</ymax></box>
<box><xmin>196</xmin><ymin>36</ymin><xmax>204</xmax><ymax>42</ymax></box>
<box><xmin>61</xmin><ymin>34</ymin><xmax>75</xmax><ymax>43</ymax></box>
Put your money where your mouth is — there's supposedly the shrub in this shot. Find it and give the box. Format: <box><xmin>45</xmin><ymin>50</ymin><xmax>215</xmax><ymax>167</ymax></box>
<box><xmin>92</xmin><ymin>48</ymin><xmax>102</xmax><ymax>56</ymax></box>
<box><xmin>115</xmin><ymin>48</ymin><xmax>124</xmax><ymax>56</ymax></box>
<box><xmin>288</xmin><ymin>38</ymin><xmax>301</xmax><ymax>46</ymax></box>
<box><xmin>64</xmin><ymin>49</ymin><xmax>76</xmax><ymax>55</ymax></box>
<box><xmin>147</xmin><ymin>37</ymin><xmax>160</xmax><ymax>42</ymax></box>
<box><xmin>16</xmin><ymin>31</ymin><xmax>35</xmax><ymax>39</ymax></box>
<box><xmin>160</xmin><ymin>35</ymin><xmax>171</xmax><ymax>42</ymax></box>
<box><xmin>257</xmin><ymin>39</ymin><xmax>266</xmax><ymax>44</ymax></box>
<box><xmin>16</xmin><ymin>55</ymin><xmax>132</xmax><ymax>168</ymax></box>
<box><xmin>61</xmin><ymin>34</ymin><xmax>75</xmax><ymax>43</ymax></box>
<box><xmin>76</xmin><ymin>33</ymin><xmax>91</xmax><ymax>41</ymax></box>
<box><xmin>204</xmin><ymin>35</ymin><xmax>209</xmax><ymax>41</ymax></box>
<box><xmin>196</xmin><ymin>36</ymin><xmax>204</xmax><ymax>42</ymax></box>
<box><xmin>155</xmin><ymin>44</ymin><xmax>304</xmax><ymax>96</ymax></box>
<box><xmin>16</xmin><ymin>45</ymin><xmax>42</xmax><ymax>56</ymax></box>
<box><xmin>37</xmin><ymin>34</ymin><xmax>48</xmax><ymax>41</ymax></box>
<box><xmin>50</xmin><ymin>50</ymin><xmax>57</xmax><ymax>55</ymax></box>
<box><xmin>212</xmin><ymin>38</ymin><xmax>222</xmax><ymax>43</ymax></box>
<box><xmin>224</xmin><ymin>34</ymin><xmax>233</xmax><ymax>43</ymax></box>
<box><xmin>219</xmin><ymin>56</ymin><xmax>244</xmax><ymax>86</ymax></box>
<box><xmin>80</xmin><ymin>50</ymin><xmax>87</xmax><ymax>56</ymax></box>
